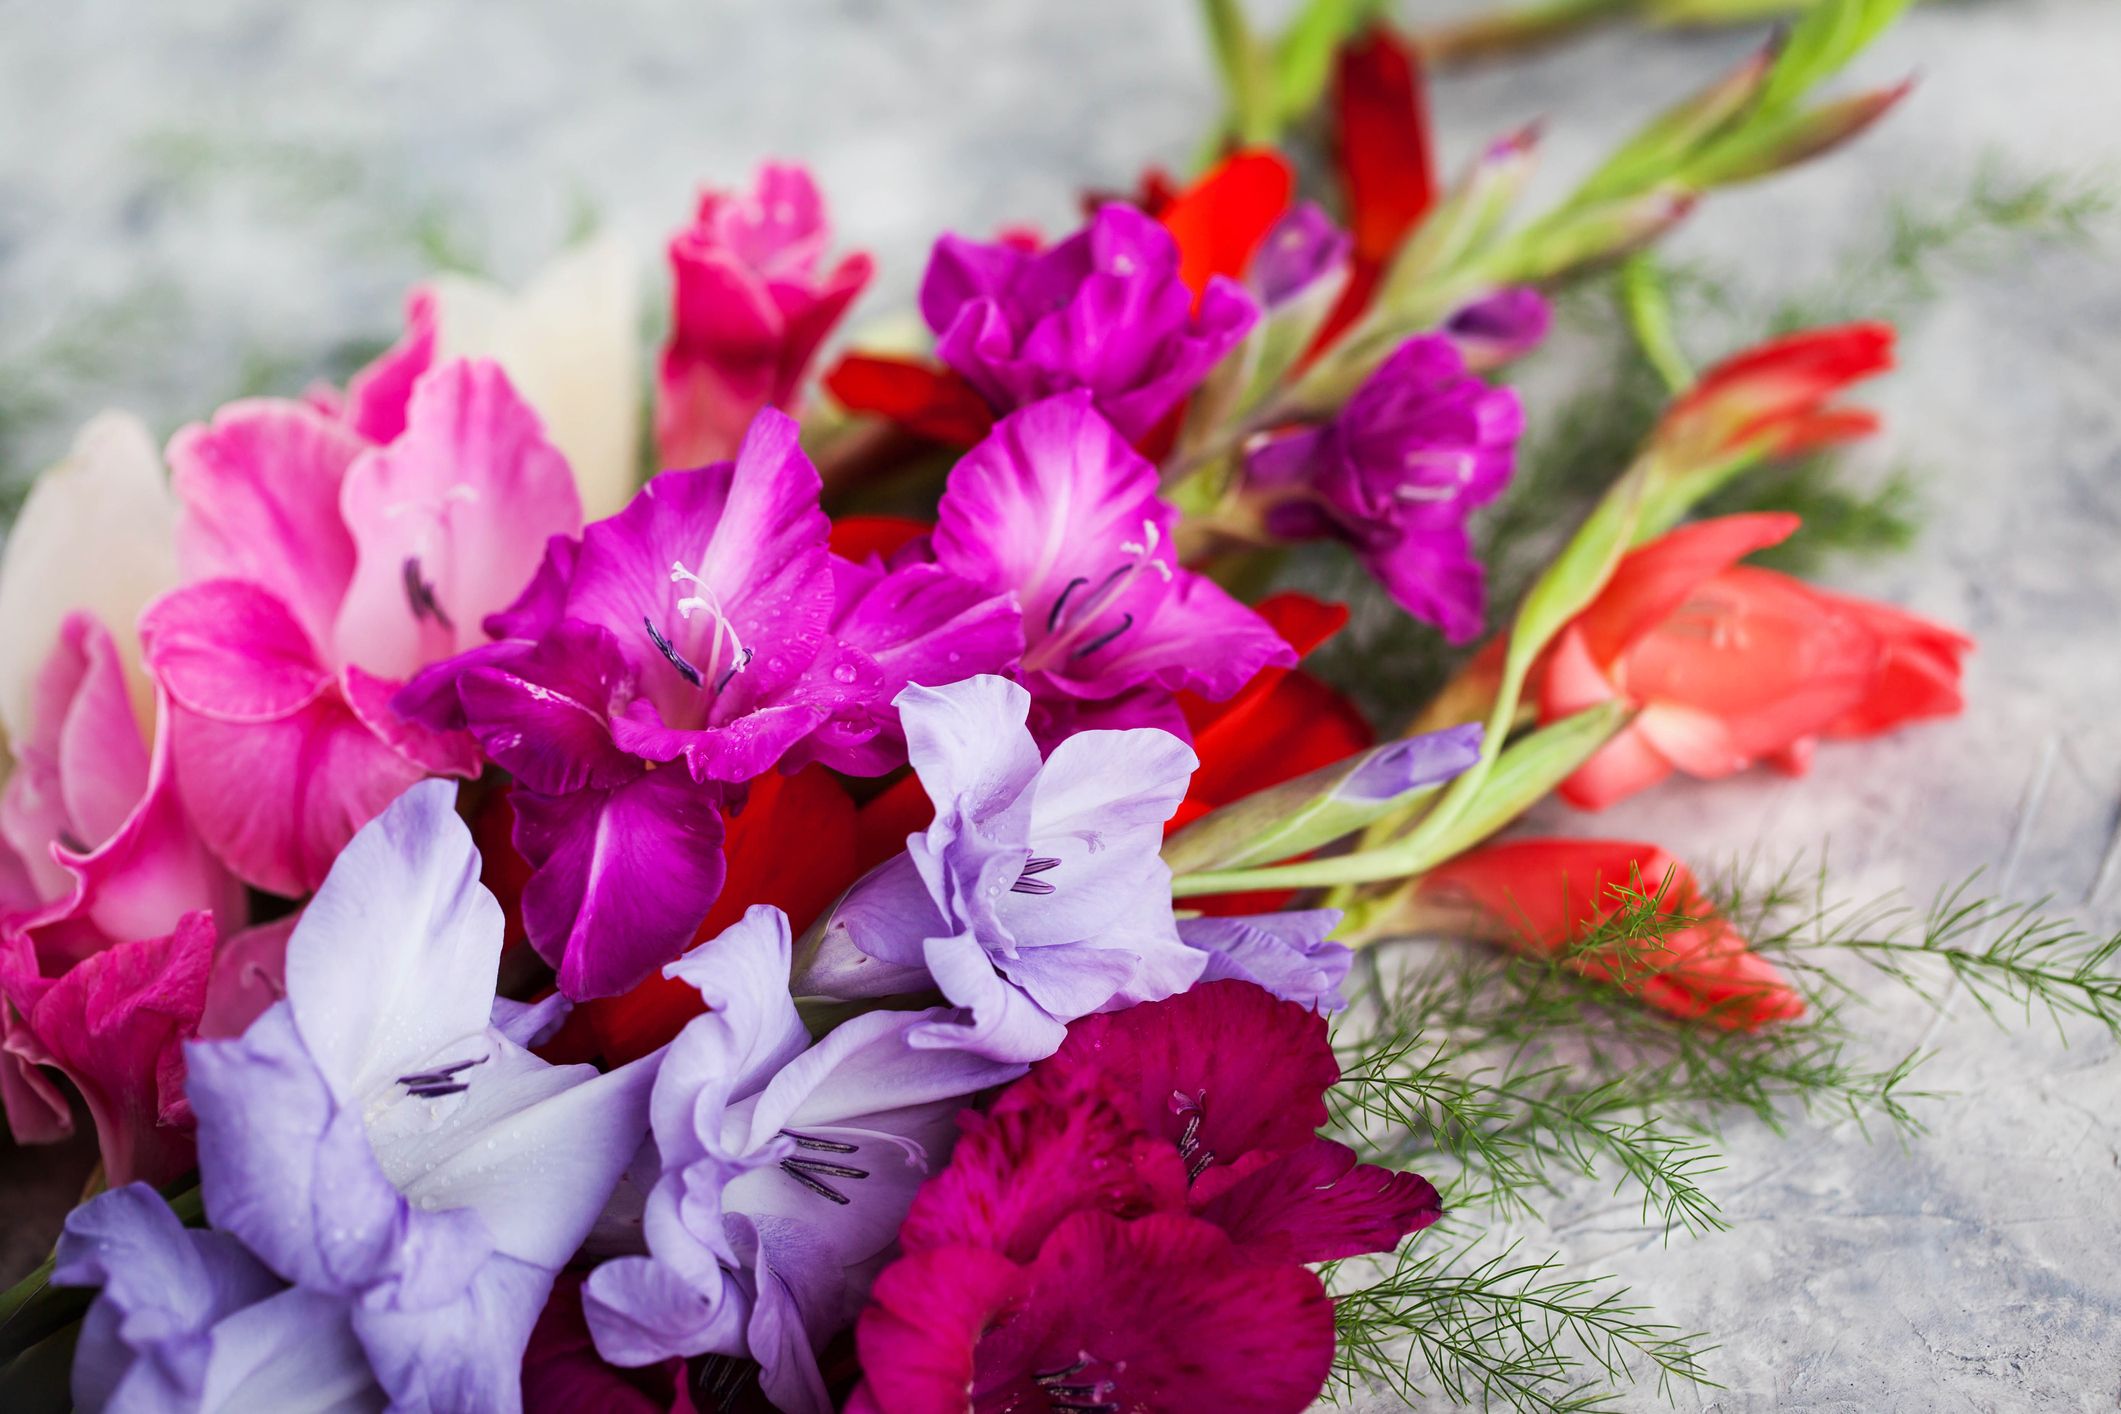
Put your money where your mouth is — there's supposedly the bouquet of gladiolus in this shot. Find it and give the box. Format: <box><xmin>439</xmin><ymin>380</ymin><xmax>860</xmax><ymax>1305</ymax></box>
<box><xmin>4</xmin><ymin>1</ymin><xmax>2112</xmax><ymax>1411</ymax></box>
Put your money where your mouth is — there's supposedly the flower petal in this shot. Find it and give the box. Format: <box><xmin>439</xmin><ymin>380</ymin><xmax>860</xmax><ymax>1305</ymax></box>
<box><xmin>281</xmin><ymin>777</ymin><xmax>499</xmax><ymax>1096</ymax></box>
<box><xmin>0</xmin><ymin>412</ymin><xmax>178</xmax><ymax>746</ymax></box>
<box><xmin>334</xmin><ymin>359</ymin><xmax>584</xmax><ymax>681</ymax></box>
<box><xmin>431</xmin><ymin>233</ymin><xmax>644</xmax><ymax>519</ymax></box>
<box><xmin>169</xmin><ymin>400</ymin><xmax>366</xmax><ymax>654</ymax></box>
<box><xmin>513</xmin><ymin>769</ymin><xmax>729</xmax><ymax>1001</ymax></box>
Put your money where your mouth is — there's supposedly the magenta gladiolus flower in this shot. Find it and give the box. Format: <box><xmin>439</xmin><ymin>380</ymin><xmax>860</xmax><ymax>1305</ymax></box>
<box><xmin>657</xmin><ymin>163</ymin><xmax>873</xmax><ymax>469</ymax></box>
<box><xmin>1244</xmin><ymin>333</ymin><xmax>1523</xmax><ymax>643</ymax></box>
<box><xmin>141</xmin><ymin>360</ymin><xmax>583</xmax><ymax>896</ymax></box>
<box><xmin>932</xmin><ymin>393</ymin><xmax>1293</xmax><ymax>739</ymax></box>
<box><xmin>398</xmin><ymin>410</ymin><xmax>1019</xmax><ymax>998</ymax></box>
<box><xmin>920</xmin><ymin>205</ymin><xmax>1256</xmax><ymax>442</ymax></box>
<box><xmin>849</xmin><ymin>1210</ymin><xmax>1336</xmax><ymax>1414</ymax></box>
<box><xmin>1</xmin><ymin>911</ymin><xmax>216</xmax><ymax>1187</ymax></box>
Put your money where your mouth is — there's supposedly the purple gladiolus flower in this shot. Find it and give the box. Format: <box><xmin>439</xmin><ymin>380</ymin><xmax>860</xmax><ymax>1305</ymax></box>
<box><xmin>1176</xmin><ymin>909</ymin><xmax>1354</xmax><ymax>1013</ymax></box>
<box><xmin>920</xmin><ymin>205</ymin><xmax>1256</xmax><ymax>441</ymax></box>
<box><xmin>582</xmin><ymin>905</ymin><xmax>1021</xmax><ymax>1414</ymax></box>
<box><xmin>1244</xmin><ymin>334</ymin><xmax>1523</xmax><ymax>643</ymax></box>
<box><xmin>1252</xmin><ymin>202</ymin><xmax>1352</xmax><ymax>309</ymax></box>
<box><xmin>798</xmin><ymin>675</ymin><xmax>1205</xmax><ymax>1063</ymax></box>
<box><xmin>931</xmin><ymin>393</ymin><xmax>1293</xmax><ymax>741</ymax></box>
<box><xmin>177</xmin><ymin>780</ymin><xmax>657</xmax><ymax>1413</ymax></box>
<box><xmin>55</xmin><ymin>1183</ymin><xmax>379</xmax><ymax>1413</ymax></box>
<box><xmin>1444</xmin><ymin>286</ymin><xmax>1553</xmax><ymax>369</ymax></box>
<box><xmin>396</xmin><ymin>409</ymin><xmax>1019</xmax><ymax>998</ymax></box>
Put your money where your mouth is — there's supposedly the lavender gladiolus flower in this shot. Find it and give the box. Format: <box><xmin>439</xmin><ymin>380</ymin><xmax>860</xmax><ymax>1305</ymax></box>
<box><xmin>178</xmin><ymin>779</ymin><xmax>656</xmax><ymax>1413</ymax></box>
<box><xmin>920</xmin><ymin>205</ymin><xmax>1256</xmax><ymax>441</ymax></box>
<box><xmin>1244</xmin><ymin>334</ymin><xmax>1523</xmax><ymax>643</ymax></box>
<box><xmin>798</xmin><ymin>675</ymin><xmax>1206</xmax><ymax>1063</ymax></box>
<box><xmin>55</xmin><ymin>1184</ymin><xmax>379</xmax><ymax>1413</ymax></box>
<box><xmin>1176</xmin><ymin>910</ymin><xmax>1354</xmax><ymax>1013</ymax></box>
<box><xmin>582</xmin><ymin>905</ymin><xmax>1021</xmax><ymax>1414</ymax></box>
<box><xmin>1252</xmin><ymin>202</ymin><xmax>1352</xmax><ymax>309</ymax></box>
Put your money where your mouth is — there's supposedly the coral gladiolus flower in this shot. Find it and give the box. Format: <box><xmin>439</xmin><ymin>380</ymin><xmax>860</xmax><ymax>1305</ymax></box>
<box><xmin>1543</xmin><ymin>512</ymin><xmax>1969</xmax><ymax>809</ymax></box>
<box><xmin>1416</xmin><ymin>838</ymin><xmax>1804</xmax><ymax>1029</ymax></box>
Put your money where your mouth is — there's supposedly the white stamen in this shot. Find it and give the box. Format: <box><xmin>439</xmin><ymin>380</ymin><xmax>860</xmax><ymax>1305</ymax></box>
<box><xmin>1118</xmin><ymin>519</ymin><xmax>1173</xmax><ymax>582</ymax></box>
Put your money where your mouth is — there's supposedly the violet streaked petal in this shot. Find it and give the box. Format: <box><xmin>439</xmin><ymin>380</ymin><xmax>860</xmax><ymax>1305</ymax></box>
<box><xmin>513</xmin><ymin>770</ymin><xmax>728</xmax><ymax>1001</ymax></box>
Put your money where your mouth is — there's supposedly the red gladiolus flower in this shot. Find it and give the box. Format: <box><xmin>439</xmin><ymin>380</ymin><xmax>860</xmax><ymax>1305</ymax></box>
<box><xmin>567</xmin><ymin>764</ymin><xmax>859</xmax><ymax>1064</ymax></box>
<box><xmin>1156</xmin><ymin>148</ymin><xmax>1296</xmax><ymax>299</ymax></box>
<box><xmin>1317</xmin><ymin>24</ymin><xmax>1436</xmax><ymax>348</ymax></box>
<box><xmin>1542</xmin><ymin>512</ymin><xmax>1969</xmax><ymax>809</ymax></box>
<box><xmin>1416</xmin><ymin>838</ymin><xmax>1804</xmax><ymax>1029</ymax></box>
<box><xmin>1657</xmin><ymin>323</ymin><xmax>1895</xmax><ymax>467</ymax></box>
<box><xmin>822</xmin><ymin>352</ymin><xmax>996</xmax><ymax>448</ymax></box>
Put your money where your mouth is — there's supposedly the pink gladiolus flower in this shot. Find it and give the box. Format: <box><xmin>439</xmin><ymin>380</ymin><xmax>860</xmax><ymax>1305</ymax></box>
<box><xmin>1414</xmin><ymin>837</ymin><xmax>1805</xmax><ymax>1030</ymax></box>
<box><xmin>656</xmin><ymin>163</ymin><xmax>873</xmax><ymax>469</ymax></box>
<box><xmin>0</xmin><ymin>616</ymin><xmax>241</xmax><ymax>1167</ymax></box>
<box><xmin>0</xmin><ymin>911</ymin><xmax>217</xmax><ymax>1185</ymax></box>
<box><xmin>142</xmin><ymin>360</ymin><xmax>582</xmax><ymax>895</ymax></box>
<box><xmin>1541</xmin><ymin>512</ymin><xmax>1970</xmax><ymax>809</ymax></box>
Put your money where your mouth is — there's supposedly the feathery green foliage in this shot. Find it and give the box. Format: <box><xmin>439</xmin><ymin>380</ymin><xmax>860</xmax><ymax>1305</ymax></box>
<box><xmin>1318</xmin><ymin>855</ymin><xmax>2121</xmax><ymax>1407</ymax></box>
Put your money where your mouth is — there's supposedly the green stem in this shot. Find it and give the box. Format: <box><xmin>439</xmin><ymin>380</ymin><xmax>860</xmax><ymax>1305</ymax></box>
<box><xmin>1621</xmin><ymin>254</ymin><xmax>1694</xmax><ymax>392</ymax></box>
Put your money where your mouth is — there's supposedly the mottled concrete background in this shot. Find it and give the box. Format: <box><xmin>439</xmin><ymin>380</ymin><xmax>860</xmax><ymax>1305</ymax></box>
<box><xmin>2</xmin><ymin>0</ymin><xmax>2118</xmax><ymax>1409</ymax></box>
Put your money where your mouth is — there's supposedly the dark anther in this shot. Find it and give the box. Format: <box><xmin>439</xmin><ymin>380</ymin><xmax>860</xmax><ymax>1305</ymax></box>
<box><xmin>1046</xmin><ymin>576</ymin><xmax>1091</xmax><ymax>632</ymax></box>
<box><xmin>779</xmin><ymin>1154</ymin><xmax>869</xmax><ymax>1205</ymax></box>
<box><xmin>1011</xmin><ymin>855</ymin><xmax>1061</xmax><ymax>895</ymax></box>
<box><xmin>1069</xmin><ymin>613</ymin><xmax>1134</xmax><ymax>660</ymax></box>
<box><xmin>397</xmin><ymin>1057</ymin><xmax>485</xmax><ymax>1088</ymax></box>
<box><xmin>405</xmin><ymin>1081</ymin><xmax>470</xmax><ymax>1099</ymax></box>
<box><xmin>401</xmin><ymin>557</ymin><xmax>454</xmax><ymax>629</ymax></box>
<box><xmin>714</xmin><ymin>645</ymin><xmax>755</xmax><ymax>694</ymax></box>
<box><xmin>784</xmin><ymin>1131</ymin><xmax>860</xmax><ymax>1154</ymax></box>
<box><xmin>1035</xmin><ymin>1359</ymin><xmax>1090</xmax><ymax>1384</ymax></box>
<box><xmin>643</xmin><ymin>616</ymin><xmax>702</xmax><ymax>687</ymax></box>
<box><xmin>1173</xmin><ymin>1090</ymin><xmax>1216</xmax><ymax>1180</ymax></box>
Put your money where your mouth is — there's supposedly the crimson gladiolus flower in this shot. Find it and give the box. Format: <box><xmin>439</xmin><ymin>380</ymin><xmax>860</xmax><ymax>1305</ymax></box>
<box><xmin>1415</xmin><ymin>838</ymin><xmax>1804</xmax><ymax>1029</ymax></box>
<box><xmin>1542</xmin><ymin>512</ymin><xmax>1969</xmax><ymax>809</ymax></box>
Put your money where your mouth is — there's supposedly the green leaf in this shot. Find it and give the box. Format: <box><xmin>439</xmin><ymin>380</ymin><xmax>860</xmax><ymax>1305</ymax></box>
<box><xmin>1271</xmin><ymin>0</ymin><xmax>1375</xmax><ymax>124</ymax></box>
<box><xmin>1569</xmin><ymin>37</ymin><xmax>1778</xmax><ymax>207</ymax></box>
<box><xmin>1754</xmin><ymin>0</ymin><xmax>1916</xmax><ymax>117</ymax></box>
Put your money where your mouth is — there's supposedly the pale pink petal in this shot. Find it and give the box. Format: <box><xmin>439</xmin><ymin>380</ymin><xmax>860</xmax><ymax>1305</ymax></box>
<box><xmin>1557</xmin><ymin>724</ymin><xmax>1676</xmax><ymax>812</ymax></box>
<box><xmin>335</xmin><ymin>359</ymin><xmax>585</xmax><ymax>681</ymax></box>
<box><xmin>0</xmin><ymin>412</ymin><xmax>178</xmax><ymax>747</ymax></box>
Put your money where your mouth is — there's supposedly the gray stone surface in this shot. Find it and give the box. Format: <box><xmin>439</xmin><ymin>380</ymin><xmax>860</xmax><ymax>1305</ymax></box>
<box><xmin>2</xmin><ymin>0</ymin><xmax>2117</xmax><ymax>1408</ymax></box>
